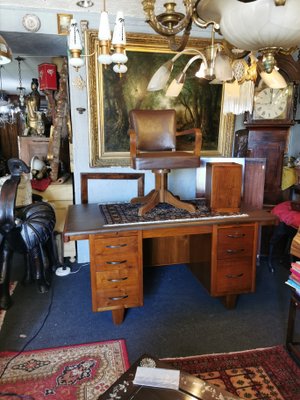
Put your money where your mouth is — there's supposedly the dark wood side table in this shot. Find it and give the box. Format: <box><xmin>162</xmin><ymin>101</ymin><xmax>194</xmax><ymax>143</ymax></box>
<box><xmin>98</xmin><ymin>354</ymin><xmax>241</xmax><ymax>400</ymax></box>
<box><xmin>286</xmin><ymin>290</ymin><xmax>300</xmax><ymax>364</ymax></box>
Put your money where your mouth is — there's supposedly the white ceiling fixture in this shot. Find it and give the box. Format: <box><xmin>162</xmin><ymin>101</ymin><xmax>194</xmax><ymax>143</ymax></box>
<box><xmin>142</xmin><ymin>0</ymin><xmax>300</xmax><ymax>114</ymax></box>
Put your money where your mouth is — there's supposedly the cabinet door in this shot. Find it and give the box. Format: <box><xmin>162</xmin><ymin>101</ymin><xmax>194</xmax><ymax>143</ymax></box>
<box><xmin>247</xmin><ymin>128</ymin><xmax>289</xmax><ymax>204</ymax></box>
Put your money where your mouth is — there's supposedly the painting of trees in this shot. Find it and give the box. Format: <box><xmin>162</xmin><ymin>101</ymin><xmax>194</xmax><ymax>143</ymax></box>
<box><xmin>102</xmin><ymin>50</ymin><xmax>222</xmax><ymax>153</ymax></box>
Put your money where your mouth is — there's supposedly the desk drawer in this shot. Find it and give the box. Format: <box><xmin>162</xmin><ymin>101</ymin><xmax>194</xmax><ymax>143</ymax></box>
<box><xmin>217</xmin><ymin>225</ymin><xmax>254</xmax><ymax>260</ymax></box>
<box><xmin>215</xmin><ymin>259</ymin><xmax>253</xmax><ymax>294</ymax></box>
<box><xmin>95</xmin><ymin>286</ymin><xmax>142</xmax><ymax>309</ymax></box>
<box><xmin>95</xmin><ymin>266</ymin><xmax>139</xmax><ymax>289</ymax></box>
<box><xmin>94</xmin><ymin>235</ymin><xmax>138</xmax><ymax>257</ymax></box>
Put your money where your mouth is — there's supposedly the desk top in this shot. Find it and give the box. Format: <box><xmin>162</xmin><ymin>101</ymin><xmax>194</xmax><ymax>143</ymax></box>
<box><xmin>63</xmin><ymin>203</ymin><xmax>277</xmax><ymax>241</ymax></box>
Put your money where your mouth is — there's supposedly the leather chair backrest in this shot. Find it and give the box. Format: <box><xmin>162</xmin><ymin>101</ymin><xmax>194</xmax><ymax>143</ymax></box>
<box><xmin>129</xmin><ymin>109</ymin><xmax>176</xmax><ymax>151</ymax></box>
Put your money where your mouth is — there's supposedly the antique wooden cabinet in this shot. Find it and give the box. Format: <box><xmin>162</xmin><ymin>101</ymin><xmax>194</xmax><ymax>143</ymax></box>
<box><xmin>245</xmin><ymin>124</ymin><xmax>291</xmax><ymax>205</ymax></box>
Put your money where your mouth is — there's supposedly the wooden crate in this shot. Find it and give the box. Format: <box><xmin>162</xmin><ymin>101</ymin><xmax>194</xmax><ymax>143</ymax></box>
<box><xmin>205</xmin><ymin>162</ymin><xmax>242</xmax><ymax>212</ymax></box>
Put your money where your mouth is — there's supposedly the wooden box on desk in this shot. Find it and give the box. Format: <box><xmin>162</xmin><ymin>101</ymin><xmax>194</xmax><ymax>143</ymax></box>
<box><xmin>205</xmin><ymin>162</ymin><xmax>242</xmax><ymax>212</ymax></box>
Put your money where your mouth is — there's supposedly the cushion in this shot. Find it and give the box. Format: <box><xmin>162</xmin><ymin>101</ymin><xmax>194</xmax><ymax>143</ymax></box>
<box><xmin>271</xmin><ymin>201</ymin><xmax>300</xmax><ymax>229</ymax></box>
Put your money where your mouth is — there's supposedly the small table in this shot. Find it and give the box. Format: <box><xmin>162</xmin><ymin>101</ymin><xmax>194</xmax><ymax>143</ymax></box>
<box><xmin>98</xmin><ymin>354</ymin><xmax>241</xmax><ymax>400</ymax></box>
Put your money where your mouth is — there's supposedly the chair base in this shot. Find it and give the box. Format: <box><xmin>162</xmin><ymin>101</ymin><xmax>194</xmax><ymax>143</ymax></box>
<box><xmin>130</xmin><ymin>169</ymin><xmax>196</xmax><ymax>216</ymax></box>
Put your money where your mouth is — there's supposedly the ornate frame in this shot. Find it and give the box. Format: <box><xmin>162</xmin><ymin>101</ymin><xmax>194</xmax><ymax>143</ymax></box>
<box><xmin>86</xmin><ymin>31</ymin><xmax>235</xmax><ymax>167</ymax></box>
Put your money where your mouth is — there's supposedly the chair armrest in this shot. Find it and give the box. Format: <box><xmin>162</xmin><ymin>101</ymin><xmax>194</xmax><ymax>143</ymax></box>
<box><xmin>176</xmin><ymin>128</ymin><xmax>202</xmax><ymax>157</ymax></box>
<box><xmin>129</xmin><ymin>128</ymin><xmax>137</xmax><ymax>158</ymax></box>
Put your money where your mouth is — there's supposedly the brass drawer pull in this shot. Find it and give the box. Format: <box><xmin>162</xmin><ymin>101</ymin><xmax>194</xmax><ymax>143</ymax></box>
<box><xmin>106</xmin><ymin>260</ymin><xmax>127</xmax><ymax>265</ymax></box>
<box><xmin>226</xmin><ymin>273</ymin><xmax>244</xmax><ymax>279</ymax></box>
<box><xmin>108</xmin><ymin>295</ymin><xmax>128</xmax><ymax>301</ymax></box>
<box><xmin>107</xmin><ymin>277</ymin><xmax>128</xmax><ymax>282</ymax></box>
<box><xmin>106</xmin><ymin>244</ymin><xmax>127</xmax><ymax>249</ymax></box>
<box><xmin>226</xmin><ymin>249</ymin><xmax>245</xmax><ymax>254</ymax></box>
<box><xmin>227</xmin><ymin>234</ymin><xmax>246</xmax><ymax>238</ymax></box>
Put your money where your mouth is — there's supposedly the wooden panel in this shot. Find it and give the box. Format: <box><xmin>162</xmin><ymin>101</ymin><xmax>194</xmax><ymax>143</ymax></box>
<box><xmin>205</xmin><ymin>162</ymin><xmax>243</xmax><ymax>212</ymax></box>
<box><xmin>18</xmin><ymin>136</ymin><xmax>50</xmax><ymax>165</ymax></box>
<box><xmin>247</xmin><ymin>127</ymin><xmax>289</xmax><ymax>204</ymax></box>
<box><xmin>243</xmin><ymin>158</ymin><xmax>266</xmax><ymax>210</ymax></box>
<box><xmin>80</xmin><ymin>172</ymin><xmax>144</xmax><ymax>204</ymax></box>
<box><xmin>143</xmin><ymin>236</ymin><xmax>190</xmax><ymax>266</ymax></box>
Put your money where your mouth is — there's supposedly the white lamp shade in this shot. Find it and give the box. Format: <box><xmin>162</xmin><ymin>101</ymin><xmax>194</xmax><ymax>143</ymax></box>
<box><xmin>98</xmin><ymin>54</ymin><xmax>112</xmax><ymax>65</ymax></box>
<box><xmin>0</xmin><ymin>35</ymin><xmax>12</xmax><ymax>65</ymax></box>
<box><xmin>111</xmin><ymin>52</ymin><xmax>128</xmax><ymax>64</ymax></box>
<box><xmin>112</xmin><ymin>11</ymin><xmax>126</xmax><ymax>45</ymax></box>
<box><xmin>195</xmin><ymin>62</ymin><xmax>206</xmax><ymax>79</ymax></box>
<box><xmin>98</xmin><ymin>11</ymin><xmax>111</xmax><ymax>41</ymax></box>
<box><xmin>260</xmin><ymin>67</ymin><xmax>287</xmax><ymax>89</ymax></box>
<box><xmin>69</xmin><ymin>19</ymin><xmax>83</xmax><ymax>51</ymax></box>
<box><xmin>113</xmin><ymin>64</ymin><xmax>128</xmax><ymax>74</ymax></box>
<box><xmin>147</xmin><ymin>60</ymin><xmax>174</xmax><ymax>91</ymax></box>
<box><xmin>165</xmin><ymin>78</ymin><xmax>184</xmax><ymax>97</ymax></box>
<box><xmin>69</xmin><ymin>57</ymin><xmax>85</xmax><ymax>68</ymax></box>
<box><xmin>214</xmin><ymin>53</ymin><xmax>233</xmax><ymax>82</ymax></box>
<box><xmin>220</xmin><ymin>0</ymin><xmax>300</xmax><ymax>51</ymax></box>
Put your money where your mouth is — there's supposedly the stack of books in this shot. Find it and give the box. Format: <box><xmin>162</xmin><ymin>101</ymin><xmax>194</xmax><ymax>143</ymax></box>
<box><xmin>285</xmin><ymin>262</ymin><xmax>300</xmax><ymax>293</ymax></box>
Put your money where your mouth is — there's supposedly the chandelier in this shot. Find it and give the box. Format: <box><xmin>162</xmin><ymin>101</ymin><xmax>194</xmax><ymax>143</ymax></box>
<box><xmin>142</xmin><ymin>0</ymin><xmax>300</xmax><ymax>114</ymax></box>
<box><xmin>15</xmin><ymin>56</ymin><xmax>26</xmax><ymax>108</ymax></box>
<box><xmin>68</xmin><ymin>0</ymin><xmax>127</xmax><ymax>74</ymax></box>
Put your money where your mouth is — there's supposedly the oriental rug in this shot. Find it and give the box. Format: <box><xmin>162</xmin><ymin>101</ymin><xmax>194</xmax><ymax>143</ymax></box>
<box><xmin>0</xmin><ymin>282</ymin><xmax>17</xmax><ymax>332</ymax></box>
<box><xmin>0</xmin><ymin>339</ymin><xmax>129</xmax><ymax>400</ymax></box>
<box><xmin>162</xmin><ymin>345</ymin><xmax>300</xmax><ymax>400</ymax></box>
<box><xmin>100</xmin><ymin>198</ymin><xmax>248</xmax><ymax>226</ymax></box>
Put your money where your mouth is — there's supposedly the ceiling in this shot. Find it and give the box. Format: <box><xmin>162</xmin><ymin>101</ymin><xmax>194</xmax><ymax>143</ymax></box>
<box><xmin>0</xmin><ymin>0</ymin><xmax>177</xmax><ymax>94</ymax></box>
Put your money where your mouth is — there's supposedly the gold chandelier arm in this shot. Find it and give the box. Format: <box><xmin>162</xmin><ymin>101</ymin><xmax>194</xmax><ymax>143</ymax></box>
<box><xmin>142</xmin><ymin>0</ymin><xmax>194</xmax><ymax>37</ymax></box>
<box><xmin>166</xmin><ymin>20</ymin><xmax>192</xmax><ymax>52</ymax></box>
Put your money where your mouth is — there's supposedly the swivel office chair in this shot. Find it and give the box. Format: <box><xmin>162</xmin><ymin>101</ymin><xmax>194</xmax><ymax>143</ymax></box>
<box><xmin>129</xmin><ymin>109</ymin><xmax>202</xmax><ymax>216</ymax></box>
<box><xmin>0</xmin><ymin>158</ymin><xmax>59</xmax><ymax>309</ymax></box>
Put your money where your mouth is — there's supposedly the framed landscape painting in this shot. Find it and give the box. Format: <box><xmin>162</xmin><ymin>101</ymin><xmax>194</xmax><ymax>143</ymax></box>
<box><xmin>86</xmin><ymin>31</ymin><xmax>235</xmax><ymax>167</ymax></box>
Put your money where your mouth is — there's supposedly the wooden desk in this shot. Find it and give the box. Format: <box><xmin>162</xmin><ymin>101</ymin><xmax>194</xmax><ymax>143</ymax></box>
<box><xmin>63</xmin><ymin>205</ymin><xmax>276</xmax><ymax>324</ymax></box>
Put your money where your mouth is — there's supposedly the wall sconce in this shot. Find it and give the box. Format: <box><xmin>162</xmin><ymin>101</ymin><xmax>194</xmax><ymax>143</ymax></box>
<box><xmin>68</xmin><ymin>0</ymin><xmax>127</xmax><ymax>74</ymax></box>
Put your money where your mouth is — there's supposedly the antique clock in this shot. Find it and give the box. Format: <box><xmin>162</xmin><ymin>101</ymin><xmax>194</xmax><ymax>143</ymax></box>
<box><xmin>243</xmin><ymin>54</ymin><xmax>300</xmax><ymax>204</ymax></box>
<box><xmin>249</xmin><ymin>83</ymin><xmax>294</xmax><ymax>124</ymax></box>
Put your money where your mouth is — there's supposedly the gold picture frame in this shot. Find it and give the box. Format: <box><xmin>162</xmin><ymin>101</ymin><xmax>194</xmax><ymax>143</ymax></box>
<box><xmin>57</xmin><ymin>13</ymin><xmax>73</xmax><ymax>35</ymax></box>
<box><xmin>86</xmin><ymin>31</ymin><xmax>235</xmax><ymax>167</ymax></box>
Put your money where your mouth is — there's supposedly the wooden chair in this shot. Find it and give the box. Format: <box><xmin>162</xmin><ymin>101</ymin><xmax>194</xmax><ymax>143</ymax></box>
<box><xmin>128</xmin><ymin>109</ymin><xmax>202</xmax><ymax>216</ymax></box>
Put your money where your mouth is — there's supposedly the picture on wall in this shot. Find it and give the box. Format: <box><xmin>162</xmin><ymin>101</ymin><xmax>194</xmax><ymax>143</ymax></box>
<box><xmin>87</xmin><ymin>32</ymin><xmax>234</xmax><ymax>167</ymax></box>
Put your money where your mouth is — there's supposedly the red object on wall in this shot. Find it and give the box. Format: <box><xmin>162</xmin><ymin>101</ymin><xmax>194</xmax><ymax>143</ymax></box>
<box><xmin>38</xmin><ymin>63</ymin><xmax>57</xmax><ymax>90</ymax></box>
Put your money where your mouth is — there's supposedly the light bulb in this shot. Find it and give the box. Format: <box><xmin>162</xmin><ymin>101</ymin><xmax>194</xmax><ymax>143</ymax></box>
<box><xmin>98</xmin><ymin>54</ymin><xmax>112</xmax><ymax>65</ymax></box>
<box><xmin>113</xmin><ymin>64</ymin><xmax>128</xmax><ymax>74</ymax></box>
<box><xmin>111</xmin><ymin>52</ymin><xmax>128</xmax><ymax>64</ymax></box>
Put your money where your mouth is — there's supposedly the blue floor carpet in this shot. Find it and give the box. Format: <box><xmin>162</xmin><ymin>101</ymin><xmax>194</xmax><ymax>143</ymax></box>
<box><xmin>0</xmin><ymin>257</ymin><xmax>296</xmax><ymax>364</ymax></box>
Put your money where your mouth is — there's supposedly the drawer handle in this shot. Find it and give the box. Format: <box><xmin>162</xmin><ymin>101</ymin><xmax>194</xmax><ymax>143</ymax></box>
<box><xmin>227</xmin><ymin>234</ymin><xmax>246</xmax><ymax>238</ymax></box>
<box><xmin>106</xmin><ymin>260</ymin><xmax>127</xmax><ymax>265</ymax></box>
<box><xmin>226</xmin><ymin>273</ymin><xmax>244</xmax><ymax>279</ymax></box>
<box><xmin>107</xmin><ymin>277</ymin><xmax>128</xmax><ymax>282</ymax></box>
<box><xmin>226</xmin><ymin>249</ymin><xmax>245</xmax><ymax>254</ymax></box>
<box><xmin>108</xmin><ymin>295</ymin><xmax>128</xmax><ymax>301</ymax></box>
<box><xmin>106</xmin><ymin>244</ymin><xmax>127</xmax><ymax>249</ymax></box>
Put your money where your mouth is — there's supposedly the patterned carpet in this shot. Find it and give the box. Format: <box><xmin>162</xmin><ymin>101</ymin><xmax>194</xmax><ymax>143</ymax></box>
<box><xmin>163</xmin><ymin>345</ymin><xmax>300</xmax><ymax>400</ymax></box>
<box><xmin>100</xmin><ymin>199</ymin><xmax>247</xmax><ymax>226</ymax></box>
<box><xmin>0</xmin><ymin>340</ymin><xmax>129</xmax><ymax>400</ymax></box>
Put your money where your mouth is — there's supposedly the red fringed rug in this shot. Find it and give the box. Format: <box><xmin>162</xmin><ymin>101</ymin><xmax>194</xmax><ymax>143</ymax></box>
<box><xmin>163</xmin><ymin>345</ymin><xmax>300</xmax><ymax>400</ymax></box>
<box><xmin>0</xmin><ymin>340</ymin><xmax>129</xmax><ymax>400</ymax></box>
